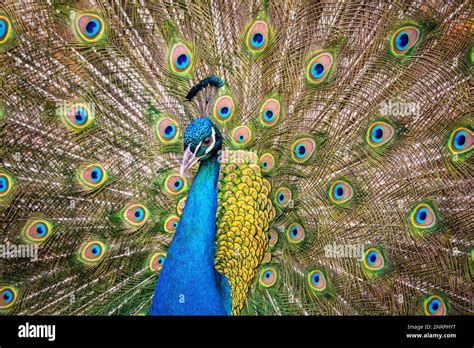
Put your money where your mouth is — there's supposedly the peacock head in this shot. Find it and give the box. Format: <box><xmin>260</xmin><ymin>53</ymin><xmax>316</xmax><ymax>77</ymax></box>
<box><xmin>180</xmin><ymin>117</ymin><xmax>222</xmax><ymax>176</ymax></box>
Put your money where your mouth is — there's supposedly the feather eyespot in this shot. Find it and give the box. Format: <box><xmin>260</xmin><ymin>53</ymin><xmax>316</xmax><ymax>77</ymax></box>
<box><xmin>156</xmin><ymin>117</ymin><xmax>179</xmax><ymax>143</ymax></box>
<box><xmin>123</xmin><ymin>204</ymin><xmax>149</xmax><ymax>227</ymax></box>
<box><xmin>0</xmin><ymin>287</ymin><xmax>17</xmax><ymax>309</ymax></box>
<box><xmin>259</xmin><ymin>267</ymin><xmax>277</xmax><ymax>287</ymax></box>
<box><xmin>164</xmin><ymin>215</ymin><xmax>179</xmax><ymax>233</ymax></box>
<box><xmin>79</xmin><ymin>164</ymin><xmax>107</xmax><ymax>188</ymax></box>
<box><xmin>363</xmin><ymin>248</ymin><xmax>384</xmax><ymax>271</ymax></box>
<box><xmin>0</xmin><ymin>172</ymin><xmax>13</xmax><ymax>198</ymax></box>
<box><xmin>259</xmin><ymin>99</ymin><xmax>280</xmax><ymax>127</ymax></box>
<box><xmin>0</xmin><ymin>15</ymin><xmax>14</xmax><ymax>46</ymax></box>
<box><xmin>164</xmin><ymin>174</ymin><xmax>187</xmax><ymax>195</ymax></box>
<box><xmin>329</xmin><ymin>180</ymin><xmax>353</xmax><ymax>205</ymax></box>
<box><xmin>287</xmin><ymin>223</ymin><xmax>304</xmax><ymax>244</ymax></box>
<box><xmin>23</xmin><ymin>219</ymin><xmax>52</xmax><ymax>243</ymax></box>
<box><xmin>246</xmin><ymin>20</ymin><xmax>269</xmax><ymax>53</ymax></box>
<box><xmin>424</xmin><ymin>295</ymin><xmax>446</xmax><ymax>316</ymax></box>
<box><xmin>291</xmin><ymin>138</ymin><xmax>316</xmax><ymax>163</ymax></box>
<box><xmin>392</xmin><ymin>26</ymin><xmax>420</xmax><ymax>56</ymax></box>
<box><xmin>366</xmin><ymin>121</ymin><xmax>394</xmax><ymax>147</ymax></box>
<box><xmin>448</xmin><ymin>127</ymin><xmax>473</xmax><ymax>155</ymax></box>
<box><xmin>259</xmin><ymin>153</ymin><xmax>275</xmax><ymax>173</ymax></box>
<box><xmin>75</xmin><ymin>14</ymin><xmax>105</xmax><ymax>43</ymax></box>
<box><xmin>268</xmin><ymin>230</ymin><xmax>278</xmax><ymax>247</ymax></box>
<box><xmin>63</xmin><ymin>103</ymin><xmax>93</xmax><ymax>130</ymax></box>
<box><xmin>149</xmin><ymin>252</ymin><xmax>166</xmax><ymax>272</ymax></box>
<box><xmin>80</xmin><ymin>241</ymin><xmax>106</xmax><ymax>263</ymax></box>
<box><xmin>307</xmin><ymin>270</ymin><xmax>327</xmax><ymax>292</ymax></box>
<box><xmin>231</xmin><ymin>126</ymin><xmax>252</xmax><ymax>147</ymax></box>
<box><xmin>306</xmin><ymin>52</ymin><xmax>334</xmax><ymax>84</ymax></box>
<box><xmin>274</xmin><ymin>187</ymin><xmax>292</xmax><ymax>208</ymax></box>
<box><xmin>213</xmin><ymin>96</ymin><xmax>235</xmax><ymax>122</ymax></box>
<box><xmin>170</xmin><ymin>43</ymin><xmax>193</xmax><ymax>74</ymax></box>
<box><xmin>410</xmin><ymin>203</ymin><xmax>436</xmax><ymax>230</ymax></box>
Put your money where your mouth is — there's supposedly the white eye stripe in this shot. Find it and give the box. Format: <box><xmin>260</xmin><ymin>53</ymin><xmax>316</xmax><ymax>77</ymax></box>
<box><xmin>193</xmin><ymin>140</ymin><xmax>202</xmax><ymax>156</ymax></box>
<box><xmin>205</xmin><ymin>128</ymin><xmax>216</xmax><ymax>155</ymax></box>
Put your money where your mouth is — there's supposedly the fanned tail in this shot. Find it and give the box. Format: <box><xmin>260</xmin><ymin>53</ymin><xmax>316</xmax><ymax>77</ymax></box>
<box><xmin>0</xmin><ymin>0</ymin><xmax>472</xmax><ymax>316</ymax></box>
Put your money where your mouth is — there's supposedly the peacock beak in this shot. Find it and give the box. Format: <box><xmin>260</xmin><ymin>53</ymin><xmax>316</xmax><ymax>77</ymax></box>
<box><xmin>179</xmin><ymin>145</ymin><xmax>201</xmax><ymax>177</ymax></box>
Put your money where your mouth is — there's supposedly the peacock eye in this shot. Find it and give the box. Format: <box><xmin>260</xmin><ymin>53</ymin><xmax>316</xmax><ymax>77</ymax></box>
<box><xmin>75</xmin><ymin>14</ymin><xmax>105</xmax><ymax>43</ymax></box>
<box><xmin>308</xmin><ymin>270</ymin><xmax>327</xmax><ymax>292</ymax></box>
<box><xmin>170</xmin><ymin>43</ymin><xmax>193</xmax><ymax>74</ymax></box>
<box><xmin>123</xmin><ymin>204</ymin><xmax>149</xmax><ymax>227</ymax></box>
<box><xmin>392</xmin><ymin>26</ymin><xmax>420</xmax><ymax>56</ymax></box>
<box><xmin>80</xmin><ymin>241</ymin><xmax>106</xmax><ymax>264</ymax></box>
<box><xmin>306</xmin><ymin>52</ymin><xmax>334</xmax><ymax>84</ymax></box>
<box><xmin>0</xmin><ymin>287</ymin><xmax>17</xmax><ymax>309</ymax></box>
<box><xmin>24</xmin><ymin>219</ymin><xmax>52</xmax><ymax>243</ymax></box>
<box><xmin>246</xmin><ymin>20</ymin><xmax>269</xmax><ymax>53</ymax></box>
<box><xmin>259</xmin><ymin>267</ymin><xmax>277</xmax><ymax>287</ymax></box>
<box><xmin>448</xmin><ymin>127</ymin><xmax>473</xmax><ymax>155</ymax></box>
<box><xmin>286</xmin><ymin>223</ymin><xmax>305</xmax><ymax>244</ymax></box>
<box><xmin>202</xmin><ymin>137</ymin><xmax>212</xmax><ymax>146</ymax></box>
<box><xmin>424</xmin><ymin>295</ymin><xmax>446</xmax><ymax>316</ymax></box>
<box><xmin>410</xmin><ymin>203</ymin><xmax>436</xmax><ymax>229</ymax></box>
<box><xmin>366</xmin><ymin>121</ymin><xmax>394</xmax><ymax>147</ymax></box>
<box><xmin>149</xmin><ymin>252</ymin><xmax>167</xmax><ymax>272</ymax></box>
<box><xmin>329</xmin><ymin>179</ymin><xmax>354</xmax><ymax>205</ymax></box>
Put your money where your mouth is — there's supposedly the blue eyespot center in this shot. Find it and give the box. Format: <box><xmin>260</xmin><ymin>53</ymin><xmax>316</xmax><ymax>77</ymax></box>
<box><xmin>250</xmin><ymin>32</ymin><xmax>264</xmax><ymax>48</ymax></box>
<box><xmin>264</xmin><ymin>271</ymin><xmax>271</xmax><ymax>279</ymax></box>
<box><xmin>173</xmin><ymin>222</ymin><xmax>178</xmax><ymax>229</ymax></box>
<box><xmin>264</xmin><ymin>110</ymin><xmax>274</xmax><ymax>121</ymax></box>
<box><xmin>238</xmin><ymin>135</ymin><xmax>245</xmax><ymax>142</ymax></box>
<box><xmin>454</xmin><ymin>131</ymin><xmax>466</xmax><ymax>149</ymax></box>
<box><xmin>90</xmin><ymin>167</ymin><xmax>102</xmax><ymax>182</ymax></box>
<box><xmin>0</xmin><ymin>20</ymin><xmax>6</xmax><ymax>37</ymax></box>
<box><xmin>278</xmin><ymin>193</ymin><xmax>285</xmax><ymax>203</ymax></box>
<box><xmin>176</xmin><ymin>54</ymin><xmax>189</xmax><ymax>69</ymax></box>
<box><xmin>157</xmin><ymin>256</ymin><xmax>164</xmax><ymax>265</ymax></box>
<box><xmin>290</xmin><ymin>227</ymin><xmax>298</xmax><ymax>237</ymax></box>
<box><xmin>262</xmin><ymin>162</ymin><xmax>268</xmax><ymax>168</ymax></box>
<box><xmin>311</xmin><ymin>62</ymin><xmax>325</xmax><ymax>78</ymax></box>
<box><xmin>333</xmin><ymin>184</ymin><xmax>344</xmax><ymax>199</ymax></box>
<box><xmin>312</xmin><ymin>273</ymin><xmax>320</xmax><ymax>284</ymax></box>
<box><xmin>174</xmin><ymin>180</ymin><xmax>183</xmax><ymax>189</ymax></box>
<box><xmin>295</xmin><ymin>144</ymin><xmax>306</xmax><ymax>158</ymax></box>
<box><xmin>396</xmin><ymin>31</ymin><xmax>409</xmax><ymax>50</ymax></box>
<box><xmin>2</xmin><ymin>289</ymin><xmax>13</xmax><ymax>302</ymax></box>
<box><xmin>429</xmin><ymin>299</ymin><xmax>440</xmax><ymax>313</ymax></box>
<box><xmin>367</xmin><ymin>251</ymin><xmax>377</xmax><ymax>265</ymax></box>
<box><xmin>134</xmin><ymin>208</ymin><xmax>144</xmax><ymax>220</ymax></box>
<box><xmin>91</xmin><ymin>244</ymin><xmax>101</xmax><ymax>256</ymax></box>
<box><xmin>268</xmin><ymin>233</ymin><xmax>272</xmax><ymax>240</ymax></box>
<box><xmin>219</xmin><ymin>106</ymin><xmax>229</xmax><ymax>117</ymax></box>
<box><xmin>36</xmin><ymin>223</ymin><xmax>47</xmax><ymax>237</ymax></box>
<box><xmin>85</xmin><ymin>18</ymin><xmax>100</xmax><ymax>37</ymax></box>
<box><xmin>0</xmin><ymin>177</ymin><xmax>6</xmax><ymax>192</ymax></box>
<box><xmin>163</xmin><ymin>124</ymin><xmax>175</xmax><ymax>138</ymax></box>
<box><xmin>416</xmin><ymin>208</ymin><xmax>428</xmax><ymax>224</ymax></box>
<box><xmin>371</xmin><ymin>126</ymin><xmax>384</xmax><ymax>142</ymax></box>
<box><xmin>74</xmin><ymin>107</ymin><xmax>87</xmax><ymax>125</ymax></box>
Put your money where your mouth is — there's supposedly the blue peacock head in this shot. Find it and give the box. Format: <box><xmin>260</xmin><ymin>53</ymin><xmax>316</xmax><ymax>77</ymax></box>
<box><xmin>180</xmin><ymin>116</ymin><xmax>222</xmax><ymax>176</ymax></box>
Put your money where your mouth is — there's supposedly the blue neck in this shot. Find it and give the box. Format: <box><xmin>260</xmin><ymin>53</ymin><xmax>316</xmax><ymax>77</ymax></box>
<box><xmin>150</xmin><ymin>153</ymin><xmax>229</xmax><ymax>315</ymax></box>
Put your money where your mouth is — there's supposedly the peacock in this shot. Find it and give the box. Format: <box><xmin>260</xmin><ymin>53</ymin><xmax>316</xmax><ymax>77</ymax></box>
<box><xmin>0</xmin><ymin>0</ymin><xmax>472</xmax><ymax>317</ymax></box>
